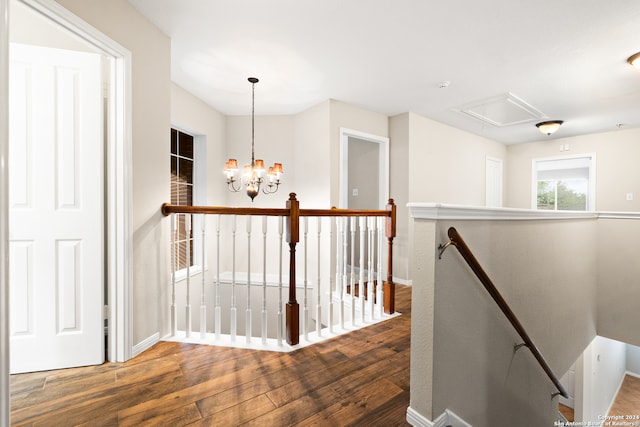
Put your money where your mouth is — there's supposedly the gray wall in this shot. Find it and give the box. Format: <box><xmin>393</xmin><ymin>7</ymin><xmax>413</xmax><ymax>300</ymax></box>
<box><xmin>410</xmin><ymin>213</ymin><xmax>599</xmax><ymax>426</ymax></box>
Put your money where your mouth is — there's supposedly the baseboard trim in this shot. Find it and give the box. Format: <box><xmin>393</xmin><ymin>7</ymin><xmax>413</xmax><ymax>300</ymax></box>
<box><xmin>407</xmin><ymin>407</ymin><xmax>472</xmax><ymax>427</ymax></box>
<box><xmin>406</xmin><ymin>406</ymin><xmax>434</xmax><ymax>427</ymax></box>
<box><xmin>132</xmin><ymin>332</ymin><xmax>160</xmax><ymax>358</ymax></box>
<box><xmin>626</xmin><ymin>370</ymin><xmax>640</xmax><ymax>379</ymax></box>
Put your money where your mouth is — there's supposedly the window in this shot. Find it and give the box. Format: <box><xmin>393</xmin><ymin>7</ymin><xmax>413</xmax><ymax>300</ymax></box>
<box><xmin>533</xmin><ymin>155</ymin><xmax>596</xmax><ymax>211</ymax></box>
<box><xmin>171</xmin><ymin>128</ymin><xmax>195</xmax><ymax>270</ymax></box>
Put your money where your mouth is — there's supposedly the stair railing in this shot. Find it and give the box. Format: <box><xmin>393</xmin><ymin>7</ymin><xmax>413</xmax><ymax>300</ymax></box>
<box><xmin>162</xmin><ymin>192</ymin><xmax>396</xmax><ymax>346</ymax></box>
<box><xmin>438</xmin><ymin>226</ymin><xmax>569</xmax><ymax>399</ymax></box>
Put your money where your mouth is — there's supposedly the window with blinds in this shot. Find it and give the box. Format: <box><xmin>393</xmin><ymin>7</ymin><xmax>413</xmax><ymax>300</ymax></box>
<box><xmin>171</xmin><ymin>128</ymin><xmax>195</xmax><ymax>270</ymax></box>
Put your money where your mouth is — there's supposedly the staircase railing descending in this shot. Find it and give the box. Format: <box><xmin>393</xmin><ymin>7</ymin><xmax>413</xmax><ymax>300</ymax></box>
<box><xmin>161</xmin><ymin>193</ymin><xmax>396</xmax><ymax>347</ymax></box>
<box><xmin>439</xmin><ymin>226</ymin><xmax>568</xmax><ymax>399</ymax></box>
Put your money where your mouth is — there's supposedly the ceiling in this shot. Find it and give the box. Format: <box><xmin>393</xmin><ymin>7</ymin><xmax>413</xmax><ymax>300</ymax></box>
<box><xmin>128</xmin><ymin>0</ymin><xmax>640</xmax><ymax>144</ymax></box>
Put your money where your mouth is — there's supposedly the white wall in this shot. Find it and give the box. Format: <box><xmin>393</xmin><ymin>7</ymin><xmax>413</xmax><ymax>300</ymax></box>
<box><xmin>578</xmin><ymin>336</ymin><xmax>626</xmax><ymax>423</ymax></box>
<box><xmin>506</xmin><ymin>128</ymin><xmax>640</xmax><ymax>211</ymax></box>
<box><xmin>10</xmin><ymin>0</ymin><xmax>96</xmax><ymax>52</ymax></box>
<box><xmin>389</xmin><ymin>113</ymin><xmax>411</xmax><ymax>282</ymax></box>
<box><xmin>407</xmin><ymin>113</ymin><xmax>507</xmax><ymax>204</ymax></box>
<box><xmin>293</xmin><ymin>100</ymin><xmax>331</xmax><ymax>208</ymax></box>
<box><xmin>58</xmin><ymin>0</ymin><xmax>171</xmax><ymax>347</ymax></box>
<box><xmin>626</xmin><ymin>344</ymin><xmax>640</xmax><ymax>375</ymax></box>
<box><xmin>225</xmin><ymin>114</ymin><xmax>295</xmax><ymax>208</ymax></box>
<box><xmin>171</xmin><ymin>82</ymin><xmax>226</xmax><ymax>206</ymax></box>
<box><xmin>391</xmin><ymin>112</ymin><xmax>507</xmax><ymax>284</ymax></box>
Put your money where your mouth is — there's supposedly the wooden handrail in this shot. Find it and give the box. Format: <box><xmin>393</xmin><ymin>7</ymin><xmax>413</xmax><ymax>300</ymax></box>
<box><xmin>161</xmin><ymin>194</ymin><xmax>396</xmax><ymax>345</ymax></box>
<box><xmin>161</xmin><ymin>203</ymin><xmax>392</xmax><ymax>218</ymax></box>
<box><xmin>442</xmin><ymin>226</ymin><xmax>568</xmax><ymax>399</ymax></box>
<box><xmin>161</xmin><ymin>203</ymin><xmax>288</xmax><ymax>217</ymax></box>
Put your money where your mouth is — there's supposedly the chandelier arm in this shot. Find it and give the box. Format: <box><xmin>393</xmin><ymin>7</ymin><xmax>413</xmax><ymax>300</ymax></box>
<box><xmin>227</xmin><ymin>178</ymin><xmax>242</xmax><ymax>192</ymax></box>
<box><xmin>262</xmin><ymin>181</ymin><xmax>280</xmax><ymax>195</ymax></box>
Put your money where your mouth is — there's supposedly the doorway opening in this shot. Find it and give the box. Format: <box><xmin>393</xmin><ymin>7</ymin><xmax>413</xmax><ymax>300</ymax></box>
<box><xmin>2</xmin><ymin>0</ymin><xmax>132</xmax><ymax>378</ymax></box>
<box><xmin>339</xmin><ymin>128</ymin><xmax>389</xmax><ymax>209</ymax></box>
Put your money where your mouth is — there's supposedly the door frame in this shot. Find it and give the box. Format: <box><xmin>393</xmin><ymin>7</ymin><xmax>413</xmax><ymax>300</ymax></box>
<box><xmin>0</xmin><ymin>0</ymin><xmax>133</xmax><ymax>416</ymax></box>
<box><xmin>339</xmin><ymin>127</ymin><xmax>389</xmax><ymax>209</ymax></box>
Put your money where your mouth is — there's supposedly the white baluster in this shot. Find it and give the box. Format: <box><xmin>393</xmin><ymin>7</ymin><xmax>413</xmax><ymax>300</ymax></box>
<box><xmin>350</xmin><ymin>217</ymin><xmax>356</xmax><ymax>326</ymax></box>
<box><xmin>377</xmin><ymin>216</ymin><xmax>384</xmax><ymax>318</ymax></box>
<box><xmin>185</xmin><ymin>214</ymin><xmax>192</xmax><ymax>338</ymax></box>
<box><xmin>231</xmin><ymin>215</ymin><xmax>237</xmax><ymax>342</ymax></box>
<box><xmin>262</xmin><ymin>216</ymin><xmax>268</xmax><ymax>345</ymax></box>
<box><xmin>337</xmin><ymin>217</ymin><xmax>345</xmax><ymax>329</ymax></box>
<box><xmin>342</xmin><ymin>217</ymin><xmax>348</xmax><ymax>328</ymax></box>
<box><xmin>359</xmin><ymin>216</ymin><xmax>366</xmax><ymax>324</ymax></box>
<box><xmin>200</xmin><ymin>215</ymin><xmax>206</xmax><ymax>339</ymax></box>
<box><xmin>316</xmin><ymin>217</ymin><xmax>322</xmax><ymax>337</ymax></box>
<box><xmin>277</xmin><ymin>216</ymin><xmax>284</xmax><ymax>346</ymax></box>
<box><xmin>246</xmin><ymin>216</ymin><xmax>252</xmax><ymax>344</ymax></box>
<box><xmin>171</xmin><ymin>213</ymin><xmax>177</xmax><ymax>336</ymax></box>
<box><xmin>368</xmin><ymin>217</ymin><xmax>375</xmax><ymax>320</ymax></box>
<box><xmin>303</xmin><ymin>217</ymin><xmax>309</xmax><ymax>341</ymax></box>
<box><xmin>329</xmin><ymin>217</ymin><xmax>335</xmax><ymax>334</ymax></box>
<box><xmin>215</xmin><ymin>215</ymin><xmax>221</xmax><ymax>339</ymax></box>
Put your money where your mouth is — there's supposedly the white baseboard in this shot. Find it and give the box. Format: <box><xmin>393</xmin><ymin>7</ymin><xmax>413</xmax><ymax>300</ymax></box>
<box><xmin>407</xmin><ymin>407</ymin><xmax>472</xmax><ymax>427</ymax></box>
<box><xmin>406</xmin><ymin>406</ymin><xmax>434</xmax><ymax>427</ymax></box>
<box><xmin>626</xmin><ymin>370</ymin><xmax>640</xmax><ymax>379</ymax></box>
<box><xmin>132</xmin><ymin>332</ymin><xmax>160</xmax><ymax>358</ymax></box>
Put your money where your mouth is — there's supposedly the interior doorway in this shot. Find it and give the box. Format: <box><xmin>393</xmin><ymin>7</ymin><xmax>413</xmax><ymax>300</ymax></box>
<box><xmin>339</xmin><ymin>128</ymin><xmax>389</xmax><ymax>209</ymax></box>
<box><xmin>2</xmin><ymin>0</ymin><xmax>133</xmax><ymax>376</ymax></box>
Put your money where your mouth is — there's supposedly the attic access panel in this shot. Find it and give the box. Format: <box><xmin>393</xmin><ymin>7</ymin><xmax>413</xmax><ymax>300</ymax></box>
<box><xmin>456</xmin><ymin>93</ymin><xmax>546</xmax><ymax>127</ymax></box>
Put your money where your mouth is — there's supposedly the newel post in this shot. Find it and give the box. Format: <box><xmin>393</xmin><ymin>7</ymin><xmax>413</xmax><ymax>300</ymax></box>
<box><xmin>285</xmin><ymin>193</ymin><xmax>300</xmax><ymax>345</ymax></box>
<box><xmin>384</xmin><ymin>199</ymin><xmax>396</xmax><ymax>314</ymax></box>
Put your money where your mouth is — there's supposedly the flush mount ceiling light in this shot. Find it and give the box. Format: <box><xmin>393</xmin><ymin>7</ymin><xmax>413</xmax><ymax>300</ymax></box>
<box><xmin>627</xmin><ymin>51</ymin><xmax>640</xmax><ymax>69</ymax></box>
<box><xmin>224</xmin><ymin>77</ymin><xmax>283</xmax><ymax>201</ymax></box>
<box><xmin>536</xmin><ymin>120</ymin><xmax>564</xmax><ymax>136</ymax></box>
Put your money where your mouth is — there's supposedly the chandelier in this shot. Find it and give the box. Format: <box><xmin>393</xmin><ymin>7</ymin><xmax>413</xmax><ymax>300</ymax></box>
<box><xmin>224</xmin><ymin>77</ymin><xmax>283</xmax><ymax>201</ymax></box>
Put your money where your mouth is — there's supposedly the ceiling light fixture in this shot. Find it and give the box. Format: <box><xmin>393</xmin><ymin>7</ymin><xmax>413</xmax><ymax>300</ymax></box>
<box><xmin>627</xmin><ymin>52</ymin><xmax>640</xmax><ymax>69</ymax></box>
<box><xmin>536</xmin><ymin>120</ymin><xmax>563</xmax><ymax>136</ymax></box>
<box><xmin>224</xmin><ymin>77</ymin><xmax>283</xmax><ymax>201</ymax></box>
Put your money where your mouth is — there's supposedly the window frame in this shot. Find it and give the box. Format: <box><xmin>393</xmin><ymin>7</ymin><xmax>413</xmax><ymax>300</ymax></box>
<box><xmin>531</xmin><ymin>153</ymin><xmax>596</xmax><ymax>211</ymax></box>
<box><xmin>171</xmin><ymin>127</ymin><xmax>207</xmax><ymax>280</ymax></box>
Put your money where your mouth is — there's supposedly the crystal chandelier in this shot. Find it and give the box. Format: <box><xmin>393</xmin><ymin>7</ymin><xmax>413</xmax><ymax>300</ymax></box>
<box><xmin>224</xmin><ymin>77</ymin><xmax>283</xmax><ymax>201</ymax></box>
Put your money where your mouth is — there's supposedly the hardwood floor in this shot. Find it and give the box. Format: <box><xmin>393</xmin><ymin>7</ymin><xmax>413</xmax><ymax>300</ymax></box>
<box><xmin>559</xmin><ymin>403</ymin><xmax>574</xmax><ymax>422</ymax></box>
<box><xmin>10</xmin><ymin>285</ymin><xmax>412</xmax><ymax>426</ymax></box>
<box><xmin>608</xmin><ymin>375</ymin><xmax>640</xmax><ymax>419</ymax></box>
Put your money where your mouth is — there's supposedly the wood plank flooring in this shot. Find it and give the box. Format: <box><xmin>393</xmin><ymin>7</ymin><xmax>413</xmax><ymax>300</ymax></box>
<box><xmin>10</xmin><ymin>285</ymin><xmax>412</xmax><ymax>426</ymax></box>
<box><xmin>559</xmin><ymin>403</ymin><xmax>574</xmax><ymax>422</ymax></box>
<box><xmin>608</xmin><ymin>374</ymin><xmax>640</xmax><ymax>419</ymax></box>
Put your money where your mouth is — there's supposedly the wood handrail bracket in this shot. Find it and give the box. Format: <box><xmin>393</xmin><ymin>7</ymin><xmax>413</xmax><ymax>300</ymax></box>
<box><xmin>439</xmin><ymin>226</ymin><xmax>569</xmax><ymax>399</ymax></box>
<box><xmin>161</xmin><ymin>193</ymin><xmax>396</xmax><ymax>346</ymax></box>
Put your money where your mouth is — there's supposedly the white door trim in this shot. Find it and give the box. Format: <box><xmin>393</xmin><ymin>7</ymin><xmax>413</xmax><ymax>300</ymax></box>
<box><xmin>339</xmin><ymin>127</ymin><xmax>390</xmax><ymax>209</ymax></box>
<box><xmin>1</xmin><ymin>0</ymin><xmax>11</xmax><ymax>423</ymax></box>
<box><xmin>1</xmin><ymin>0</ymin><xmax>133</xmax><ymax>402</ymax></box>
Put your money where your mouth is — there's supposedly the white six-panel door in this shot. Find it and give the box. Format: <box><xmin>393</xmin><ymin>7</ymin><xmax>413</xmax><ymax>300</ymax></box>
<box><xmin>9</xmin><ymin>43</ymin><xmax>103</xmax><ymax>373</ymax></box>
